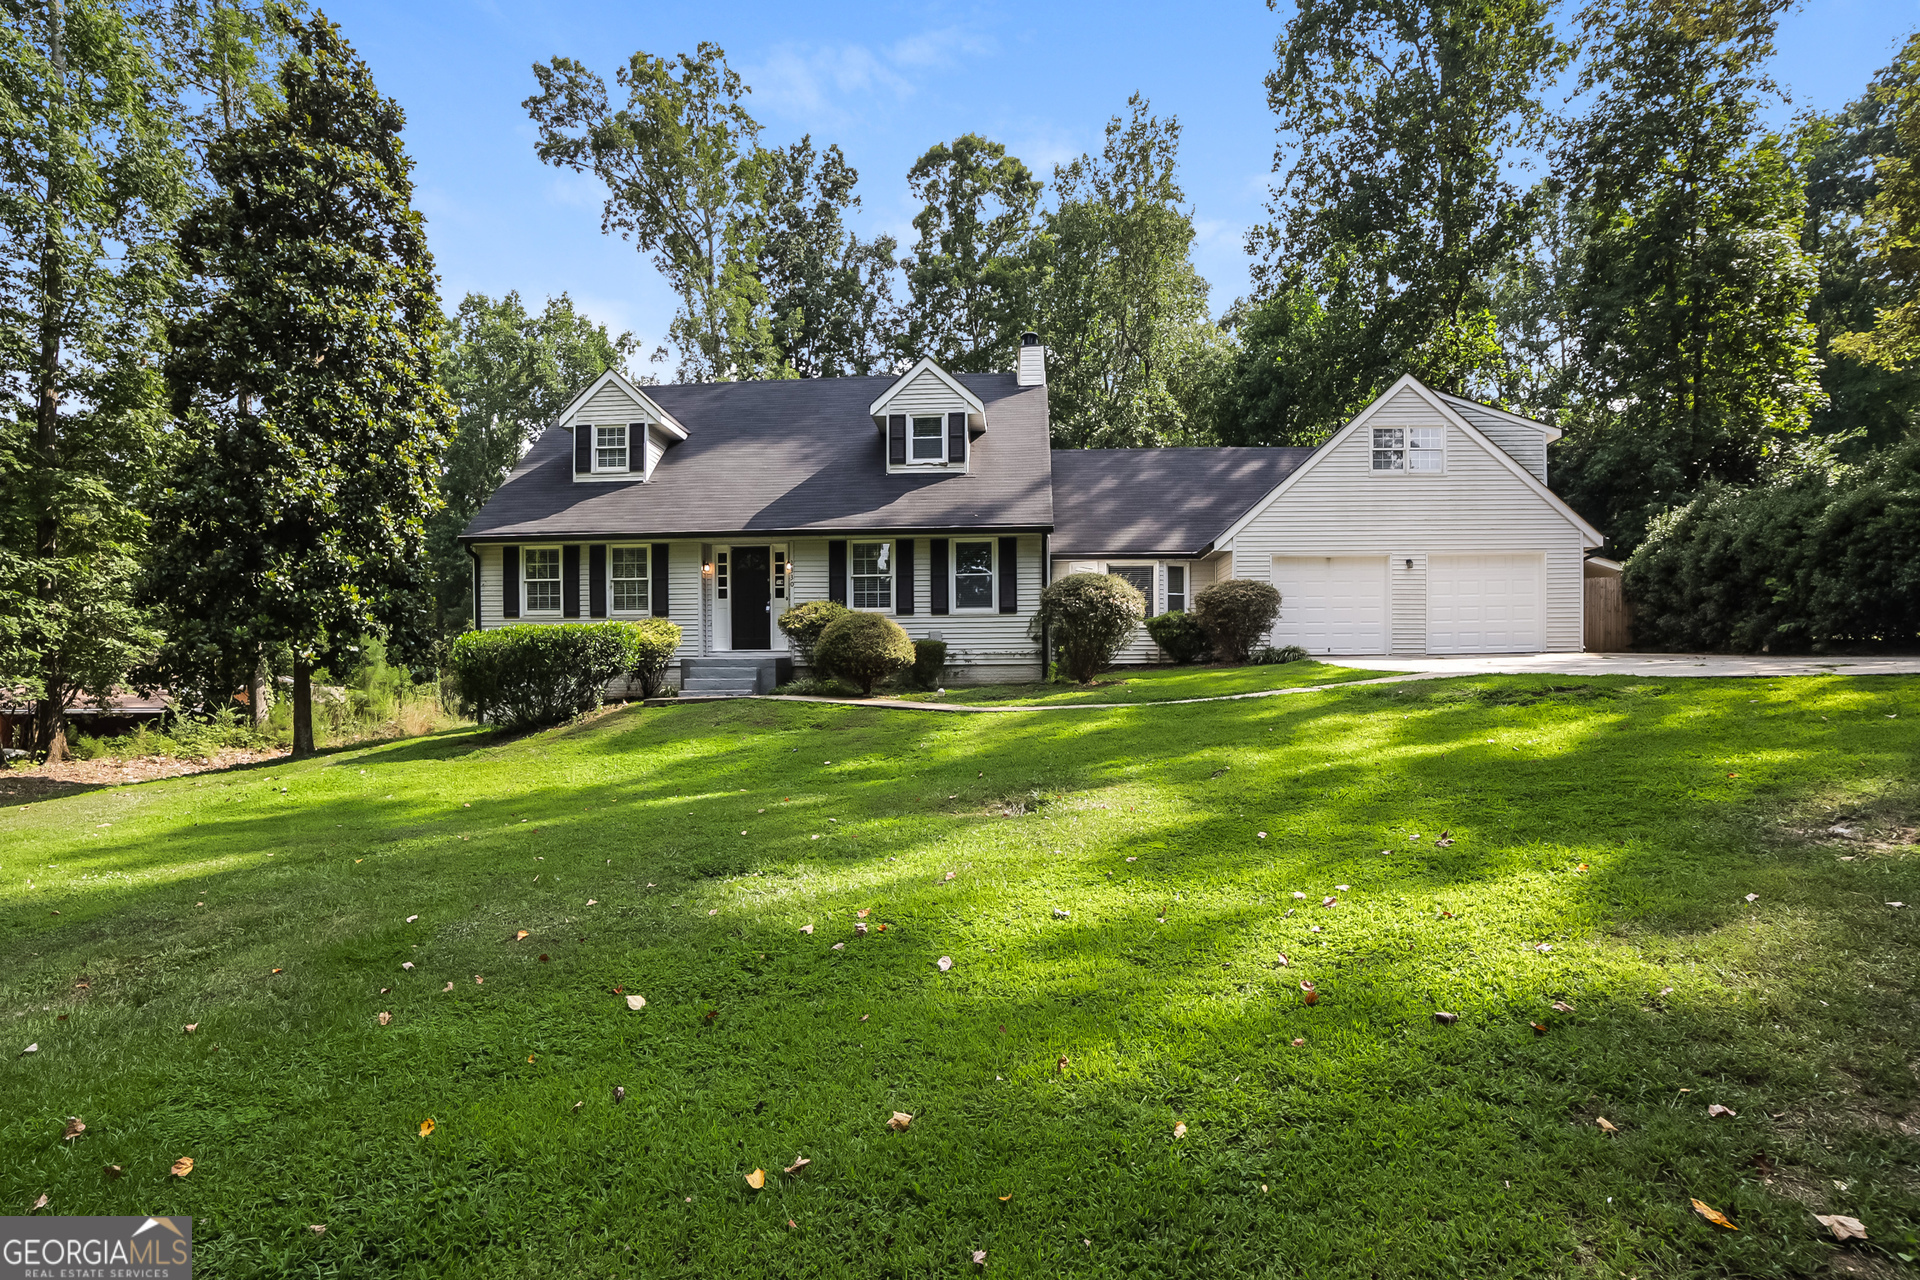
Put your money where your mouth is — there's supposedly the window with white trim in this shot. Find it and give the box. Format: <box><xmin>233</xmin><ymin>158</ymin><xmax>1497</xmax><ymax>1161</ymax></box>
<box><xmin>910</xmin><ymin>415</ymin><xmax>944</xmax><ymax>462</ymax></box>
<box><xmin>1372</xmin><ymin>426</ymin><xmax>1444</xmax><ymax>472</ymax></box>
<box><xmin>595</xmin><ymin>424</ymin><xmax>629</xmax><ymax>472</ymax></box>
<box><xmin>611</xmin><ymin>546</ymin><xmax>648</xmax><ymax>612</ymax></box>
<box><xmin>524</xmin><ymin>547</ymin><xmax>562</xmax><ymax>613</ymax></box>
<box><xmin>1165</xmin><ymin>565</ymin><xmax>1187</xmax><ymax>613</ymax></box>
<box><xmin>1108</xmin><ymin>563</ymin><xmax>1155</xmax><ymax>609</ymax></box>
<box><xmin>772</xmin><ymin>548</ymin><xmax>788</xmax><ymax>599</ymax></box>
<box><xmin>954</xmin><ymin>540</ymin><xmax>995</xmax><ymax>609</ymax></box>
<box><xmin>851</xmin><ymin>541</ymin><xmax>892</xmax><ymax>610</ymax></box>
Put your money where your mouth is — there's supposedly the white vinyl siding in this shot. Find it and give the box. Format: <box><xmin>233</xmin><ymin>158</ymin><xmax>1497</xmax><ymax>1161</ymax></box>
<box><xmin>1271</xmin><ymin>555</ymin><xmax>1389</xmax><ymax>654</ymax></box>
<box><xmin>1047</xmin><ymin>558</ymin><xmax>1176</xmax><ymax>664</ymax></box>
<box><xmin>1440</xmin><ymin>396</ymin><xmax>1552</xmax><ymax>484</ymax></box>
<box><xmin>790</xmin><ymin>535</ymin><xmax>1044</xmax><ymax>682</ymax></box>
<box><xmin>1223</xmin><ymin>384</ymin><xmax>1587</xmax><ymax>654</ymax></box>
<box><xmin>884</xmin><ymin>367</ymin><xmax>968</xmax><ymax>416</ymax></box>
<box><xmin>580</xmin><ymin>381</ymin><xmax>642</xmax><ymax>419</ymax></box>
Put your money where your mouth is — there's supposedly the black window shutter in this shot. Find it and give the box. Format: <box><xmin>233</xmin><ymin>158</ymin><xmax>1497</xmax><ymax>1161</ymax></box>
<box><xmin>628</xmin><ymin>424</ymin><xmax>645</xmax><ymax>473</ymax></box>
<box><xmin>650</xmin><ymin>543</ymin><xmax>669</xmax><ymax>617</ymax></box>
<box><xmin>998</xmin><ymin>536</ymin><xmax>1018</xmax><ymax>614</ymax></box>
<box><xmin>947</xmin><ymin>411</ymin><xmax>967</xmax><ymax>464</ymax></box>
<box><xmin>930</xmin><ymin>539</ymin><xmax>949</xmax><ymax>615</ymax></box>
<box><xmin>896</xmin><ymin>539</ymin><xmax>915</xmax><ymax>615</ymax></box>
<box><xmin>828</xmin><ymin>540</ymin><xmax>848</xmax><ymax>604</ymax></box>
<box><xmin>887</xmin><ymin>415</ymin><xmax>907</xmax><ymax>466</ymax></box>
<box><xmin>502</xmin><ymin>545</ymin><xmax>520</xmax><ymax>618</ymax></box>
<box><xmin>574</xmin><ymin>426</ymin><xmax>590</xmax><ymax>474</ymax></box>
<box><xmin>563</xmin><ymin>545</ymin><xmax>582</xmax><ymax>617</ymax></box>
<box><xmin>589</xmin><ymin>545</ymin><xmax>607</xmax><ymax>617</ymax></box>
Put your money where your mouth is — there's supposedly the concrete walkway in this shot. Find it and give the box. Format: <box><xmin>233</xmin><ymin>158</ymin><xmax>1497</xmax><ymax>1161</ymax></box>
<box><xmin>740</xmin><ymin>652</ymin><xmax>1920</xmax><ymax>714</ymax></box>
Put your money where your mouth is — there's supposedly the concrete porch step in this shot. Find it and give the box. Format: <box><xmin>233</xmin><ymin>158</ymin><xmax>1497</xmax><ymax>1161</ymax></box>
<box><xmin>677</xmin><ymin>654</ymin><xmax>793</xmax><ymax>697</ymax></box>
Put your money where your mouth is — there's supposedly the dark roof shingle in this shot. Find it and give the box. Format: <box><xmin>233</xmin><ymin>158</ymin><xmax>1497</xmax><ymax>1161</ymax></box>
<box><xmin>1048</xmin><ymin>446</ymin><xmax>1315</xmax><ymax>557</ymax></box>
<box><xmin>461</xmin><ymin>373</ymin><xmax>1052</xmax><ymax>540</ymax></box>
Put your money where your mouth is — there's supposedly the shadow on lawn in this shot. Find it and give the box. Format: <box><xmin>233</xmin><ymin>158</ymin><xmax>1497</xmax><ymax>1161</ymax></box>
<box><xmin>4</xmin><ymin>676</ymin><xmax>1917</xmax><ymax>1276</ymax></box>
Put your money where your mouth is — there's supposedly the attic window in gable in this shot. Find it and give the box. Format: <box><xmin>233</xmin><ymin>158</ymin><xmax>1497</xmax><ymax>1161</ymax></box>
<box><xmin>1372</xmin><ymin>426</ymin><xmax>1444</xmax><ymax>472</ymax></box>
<box><xmin>910</xmin><ymin>416</ymin><xmax>944</xmax><ymax>461</ymax></box>
<box><xmin>595</xmin><ymin>425</ymin><xmax>629</xmax><ymax>472</ymax></box>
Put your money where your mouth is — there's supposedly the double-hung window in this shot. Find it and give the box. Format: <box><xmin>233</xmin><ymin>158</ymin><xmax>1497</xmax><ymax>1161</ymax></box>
<box><xmin>954</xmin><ymin>541</ymin><xmax>995</xmax><ymax>609</ymax></box>
<box><xmin>1372</xmin><ymin>426</ymin><xmax>1444</xmax><ymax>472</ymax></box>
<box><xmin>1109</xmin><ymin>564</ymin><xmax>1155</xmax><ymax>610</ymax></box>
<box><xmin>524</xmin><ymin>547</ymin><xmax>562</xmax><ymax>613</ymax></box>
<box><xmin>910</xmin><ymin>415</ymin><xmax>944</xmax><ymax>462</ymax></box>
<box><xmin>611</xmin><ymin>546</ymin><xmax>648</xmax><ymax>613</ymax></box>
<box><xmin>1165</xmin><ymin>566</ymin><xmax>1187</xmax><ymax>613</ymax></box>
<box><xmin>852</xmin><ymin>541</ymin><xmax>892</xmax><ymax>610</ymax></box>
<box><xmin>595</xmin><ymin>425</ymin><xmax>629</xmax><ymax>472</ymax></box>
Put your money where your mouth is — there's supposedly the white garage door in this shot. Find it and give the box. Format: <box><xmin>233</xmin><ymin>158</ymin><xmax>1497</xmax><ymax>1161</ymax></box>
<box><xmin>1428</xmin><ymin>553</ymin><xmax>1543</xmax><ymax>652</ymax></box>
<box><xmin>1270</xmin><ymin>556</ymin><xmax>1388</xmax><ymax>654</ymax></box>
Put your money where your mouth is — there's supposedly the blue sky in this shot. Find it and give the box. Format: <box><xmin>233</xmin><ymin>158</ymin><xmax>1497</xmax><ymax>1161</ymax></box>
<box><xmin>321</xmin><ymin>0</ymin><xmax>1920</xmax><ymax>360</ymax></box>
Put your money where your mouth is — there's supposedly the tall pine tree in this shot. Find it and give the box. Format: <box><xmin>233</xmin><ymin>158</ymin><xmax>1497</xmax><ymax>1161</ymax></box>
<box><xmin>0</xmin><ymin>0</ymin><xmax>190</xmax><ymax>762</ymax></box>
<box><xmin>154</xmin><ymin>12</ymin><xmax>452</xmax><ymax>755</ymax></box>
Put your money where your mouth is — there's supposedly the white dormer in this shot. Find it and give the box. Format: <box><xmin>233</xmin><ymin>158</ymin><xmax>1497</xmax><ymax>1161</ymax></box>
<box><xmin>557</xmin><ymin>369</ymin><xmax>688</xmax><ymax>484</ymax></box>
<box><xmin>868</xmin><ymin>357</ymin><xmax>986</xmax><ymax>475</ymax></box>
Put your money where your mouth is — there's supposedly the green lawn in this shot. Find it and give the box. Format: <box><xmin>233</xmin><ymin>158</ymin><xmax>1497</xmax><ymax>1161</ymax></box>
<box><xmin>3</xmin><ymin>674</ymin><xmax>1918</xmax><ymax>1278</ymax></box>
<box><xmin>892</xmin><ymin>658</ymin><xmax>1390</xmax><ymax>705</ymax></box>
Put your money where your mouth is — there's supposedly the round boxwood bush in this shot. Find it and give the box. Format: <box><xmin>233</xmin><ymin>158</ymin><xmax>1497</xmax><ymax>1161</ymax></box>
<box><xmin>777</xmin><ymin>599</ymin><xmax>853</xmax><ymax>670</ymax></box>
<box><xmin>1030</xmin><ymin>572</ymin><xmax>1145</xmax><ymax>684</ymax></box>
<box><xmin>814</xmin><ymin>612</ymin><xmax>916</xmax><ymax>694</ymax></box>
<box><xmin>624</xmin><ymin>617</ymin><xmax>684</xmax><ymax>698</ymax></box>
<box><xmin>1191</xmin><ymin>579</ymin><xmax>1282</xmax><ymax>663</ymax></box>
<box><xmin>1144</xmin><ymin>609</ymin><xmax>1210</xmax><ymax>664</ymax></box>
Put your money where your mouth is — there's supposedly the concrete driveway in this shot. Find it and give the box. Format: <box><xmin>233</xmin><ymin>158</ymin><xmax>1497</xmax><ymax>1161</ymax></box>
<box><xmin>1329</xmin><ymin>652</ymin><xmax>1920</xmax><ymax>678</ymax></box>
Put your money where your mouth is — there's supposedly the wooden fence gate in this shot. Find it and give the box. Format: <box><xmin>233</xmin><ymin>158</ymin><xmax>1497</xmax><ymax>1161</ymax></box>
<box><xmin>1585</xmin><ymin>577</ymin><xmax>1633</xmax><ymax>651</ymax></box>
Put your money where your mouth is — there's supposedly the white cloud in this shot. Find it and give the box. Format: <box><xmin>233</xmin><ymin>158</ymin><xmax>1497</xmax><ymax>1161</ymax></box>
<box><xmin>743</xmin><ymin>26</ymin><xmax>997</xmax><ymax>126</ymax></box>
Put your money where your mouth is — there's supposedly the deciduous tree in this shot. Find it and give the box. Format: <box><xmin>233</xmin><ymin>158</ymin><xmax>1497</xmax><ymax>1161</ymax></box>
<box><xmin>902</xmin><ymin>134</ymin><xmax>1041</xmax><ymax>372</ymax></box>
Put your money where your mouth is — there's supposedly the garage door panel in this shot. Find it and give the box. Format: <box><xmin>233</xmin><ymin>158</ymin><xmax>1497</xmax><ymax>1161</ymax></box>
<box><xmin>1428</xmin><ymin>554</ymin><xmax>1542</xmax><ymax>652</ymax></box>
<box><xmin>1271</xmin><ymin>556</ymin><xmax>1387</xmax><ymax>654</ymax></box>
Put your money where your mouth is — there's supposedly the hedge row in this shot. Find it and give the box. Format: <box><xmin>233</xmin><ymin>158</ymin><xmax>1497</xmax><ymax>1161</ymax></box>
<box><xmin>1625</xmin><ymin>441</ymin><xmax>1920</xmax><ymax>651</ymax></box>
<box><xmin>448</xmin><ymin>620</ymin><xmax>681</xmax><ymax>730</ymax></box>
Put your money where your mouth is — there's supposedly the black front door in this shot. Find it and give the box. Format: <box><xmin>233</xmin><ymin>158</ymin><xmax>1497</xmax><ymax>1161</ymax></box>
<box><xmin>730</xmin><ymin>546</ymin><xmax>772</xmax><ymax>650</ymax></box>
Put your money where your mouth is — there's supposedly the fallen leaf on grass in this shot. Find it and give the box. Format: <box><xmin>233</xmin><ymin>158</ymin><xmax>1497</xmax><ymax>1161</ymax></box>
<box><xmin>475</xmin><ymin>976</ymin><xmax>484</xmax><ymax>984</ymax></box>
<box><xmin>271</xmin><ymin>967</ymin><xmax>284</xmax><ymax>974</ymax></box>
<box><xmin>418</xmin><ymin>1119</ymin><xmax>435</xmax><ymax>1138</ymax></box>
<box><xmin>855</xmin><ymin>922</ymin><xmax>869</xmax><ymax>936</ymax></box>
<box><xmin>972</xmin><ymin>1250</ymin><xmax>987</xmax><ymax>1265</ymax></box>
<box><xmin>1690</xmin><ymin>1198</ymin><xmax>1737</xmax><ymax>1230</ymax></box>
<box><xmin>308</xmin><ymin>1225</ymin><xmax>326</xmax><ymax>1235</ymax></box>
<box><xmin>1596</xmin><ymin>1117</ymin><xmax>1619</xmax><ymax>1134</ymax></box>
<box><xmin>784</xmin><ymin>1156</ymin><xmax>811</xmax><ymax>1175</ymax></box>
<box><xmin>944</xmin><ymin>871</ymin><xmax>956</xmax><ymax>882</ymax></box>
<box><xmin>406</xmin><ymin>915</ymin><xmax>418</xmax><ymax>923</ymax></box>
<box><xmin>171</xmin><ymin>1157</ymin><xmax>194</xmax><ymax>1177</ymax></box>
<box><xmin>1291</xmin><ymin>1037</ymin><xmax>1306</xmax><ymax>1046</ymax></box>
<box><xmin>1299</xmin><ymin>980</ymin><xmax>1318</xmax><ymax>1005</ymax></box>
<box><xmin>31</xmin><ymin>1194</ymin><xmax>48</xmax><ymax>1211</ymax></box>
<box><xmin>888</xmin><ymin>1111</ymin><xmax>912</xmax><ymax>1131</ymax></box>
<box><xmin>1435</xmin><ymin>831</ymin><xmax>1454</xmax><ymax>846</ymax></box>
<box><xmin>183</xmin><ymin>1023</ymin><xmax>198</xmax><ymax>1034</ymax></box>
<box><xmin>1276</xmin><ymin>954</ymin><xmax>1288</xmax><ymax>967</ymax></box>
<box><xmin>1172</xmin><ymin>1122</ymin><xmax>1187</xmax><ymax>1138</ymax></box>
<box><xmin>1534</xmin><ymin>943</ymin><xmax>1552</xmax><ymax>953</ymax></box>
<box><xmin>832</xmin><ymin>942</ymin><xmax>844</xmax><ymax>950</ymax></box>
<box><xmin>22</xmin><ymin>1043</ymin><xmax>37</xmax><ymax>1055</ymax></box>
<box><xmin>745</xmin><ymin>1168</ymin><xmax>766</xmax><ymax>1189</ymax></box>
<box><xmin>1322</xmin><ymin>896</ymin><xmax>1337</xmax><ymax>908</ymax></box>
<box><xmin>401</xmin><ymin>962</ymin><xmax>414</xmax><ymax>971</ymax></box>
<box><xmin>442</xmin><ymin>982</ymin><xmax>454</xmax><ymax>993</ymax></box>
<box><xmin>1744</xmin><ymin>893</ymin><xmax>1758</xmax><ymax>903</ymax></box>
<box><xmin>1433</xmin><ymin>1011</ymin><xmax>1459</xmax><ymax>1025</ymax></box>
<box><xmin>859</xmin><ymin>1014</ymin><xmax>869</xmax><ymax>1023</ymax></box>
<box><xmin>1530</xmin><ymin>1022</ymin><xmax>1548</xmax><ymax>1035</ymax></box>
<box><xmin>800</xmin><ymin>925</ymin><xmax>813</xmax><ymax>935</ymax></box>
<box><xmin>614</xmin><ymin>1087</ymin><xmax>626</xmax><ymax>1103</ymax></box>
<box><xmin>571</xmin><ymin>1101</ymin><xmax>584</xmax><ymax>1114</ymax></box>
<box><xmin>515</xmin><ymin>930</ymin><xmax>529</xmax><ymax>941</ymax></box>
<box><xmin>378</xmin><ymin>1012</ymin><xmax>392</xmax><ymax>1026</ymax></box>
<box><xmin>537</xmin><ymin>954</ymin><xmax>549</xmax><ymax>962</ymax></box>
<box><xmin>703</xmin><ymin>1010</ymin><xmax>719</xmax><ymax>1025</ymax></box>
<box><xmin>1707</xmin><ymin>1104</ymin><xmax>1736</xmax><ymax>1118</ymax></box>
<box><xmin>937</xmin><ymin>956</ymin><xmax>953</xmax><ymax>972</ymax></box>
<box><xmin>104</xmin><ymin>1165</ymin><xmax>121</xmax><ymax>1179</ymax></box>
<box><xmin>1813</xmin><ymin>1213</ymin><xmax>1867</xmax><ymax>1242</ymax></box>
<box><xmin>857</xmin><ymin>908</ymin><xmax>870</xmax><ymax>918</ymax></box>
<box><xmin>586</xmin><ymin>900</ymin><xmax>597</xmax><ymax>907</ymax></box>
<box><xmin>1056</xmin><ymin>1057</ymin><xmax>1069</xmax><ymax>1073</ymax></box>
<box><xmin>1551</xmin><ymin>1001</ymin><xmax>1575</xmax><ymax>1013</ymax></box>
<box><xmin>61</xmin><ymin>1117</ymin><xmax>84</xmax><ymax>1141</ymax></box>
<box><xmin>626</xmin><ymin>994</ymin><xmax>646</xmax><ymax>1011</ymax></box>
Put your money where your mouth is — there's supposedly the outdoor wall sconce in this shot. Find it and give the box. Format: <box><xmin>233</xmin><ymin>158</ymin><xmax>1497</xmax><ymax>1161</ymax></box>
<box><xmin>702</xmin><ymin>562</ymin><xmax>714</xmax><ymax>576</ymax></box>
<box><xmin>1405</xmin><ymin>558</ymin><xmax>1413</xmax><ymax>569</ymax></box>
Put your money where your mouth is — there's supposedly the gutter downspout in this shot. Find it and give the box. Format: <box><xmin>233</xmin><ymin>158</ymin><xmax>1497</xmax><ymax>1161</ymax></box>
<box><xmin>1040</xmin><ymin>530</ymin><xmax>1051</xmax><ymax>681</ymax></box>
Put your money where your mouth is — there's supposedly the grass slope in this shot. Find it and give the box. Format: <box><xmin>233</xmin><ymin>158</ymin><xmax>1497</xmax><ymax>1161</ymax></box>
<box><xmin>3</xmin><ymin>675</ymin><xmax>1918</xmax><ymax>1279</ymax></box>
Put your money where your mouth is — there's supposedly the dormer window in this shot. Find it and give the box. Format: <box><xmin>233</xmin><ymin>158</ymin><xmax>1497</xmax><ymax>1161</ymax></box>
<box><xmin>595</xmin><ymin>425</ymin><xmax>629</xmax><ymax>472</ymax></box>
<box><xmin>910</xmin><ymin>416</ymin><xmax>944</xmax><ymax>462</ymax></box>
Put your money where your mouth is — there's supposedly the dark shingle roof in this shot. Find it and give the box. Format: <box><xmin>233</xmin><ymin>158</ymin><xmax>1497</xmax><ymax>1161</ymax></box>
<box><xmin>460</xmin><ymin>373</ymin><xmax>1052</xmax><ymax>540</ymax></box>
<box><xmin>1048</xmin><ymin>446</ymin><xmax>1316</xmax><ymax>557</ymax></box>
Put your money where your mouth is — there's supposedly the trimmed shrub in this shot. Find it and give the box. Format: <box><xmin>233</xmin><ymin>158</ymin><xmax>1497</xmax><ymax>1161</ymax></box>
<box><xmin>1192</xmin><ymin>579</ymin><xmax>1282</xmax><ymax>663</ymax></box>
<box><xmin>1030</xmin><ymin>572</ymin><xmax>1145</xmax><ymax>684</ymax></box>
<box><xmin>1626</xmin><ymin>440</ymin><xmax>1920</xmax><ymax>651</ymax></box>
<box><xmin>1144</xmin><ymin>610</ymin><xmax>1210</xmax><ymax>664</ymax></box>
<box><xmin>814</xmin><ymin>612</ymin><xmax>916</xmax><ymax>694</ymax></box>
<box><xmin>778</xmin><ymin>600</ymin><xmax>854</xmax><ymax>670</ymax></box>
<box><xmin>909</xmin><ymin>639</ymin><xmax>948</xmax><ymax>690</ymax></box>
<box><xmin>1251</xmin><ymin>644</ymin><xmax>1310</xmax><ymax>665</ymax></box>
<box><xmin>448</xmin><ymin>622</ymin><xmax>657</xmax><ymax>730</ymax></box>
<box><xmin>625</xmin><ymin>617</ymin><xmax>684</xmax><ymax>698</ymax></box>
